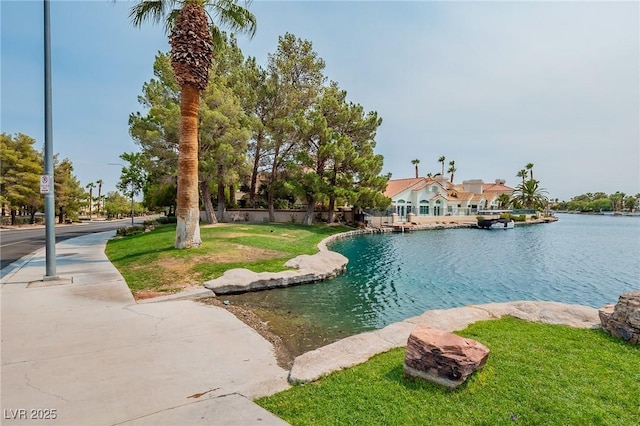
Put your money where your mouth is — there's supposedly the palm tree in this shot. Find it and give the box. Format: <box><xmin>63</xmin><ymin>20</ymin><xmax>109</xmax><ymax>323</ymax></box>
<box><xmin>95</xmin><ymin>179</ymin><xmax>103</xmax><ymax>216</ymax></box>
<box><xmin>516</xmin><ymin>169</ymin><xmax>527</xmax><ymax>186</ymax></box>
<box><xmin>515</xmin><ymin>179</ymin><xmax>548</xmax><ymax>209</ymax></box>
<box><xmin>411</xmin><ymin>159</ymin><xmax>420</xmax><ymax>178</ymax></box>
<box><xmin>525</xmin><ymin>163</ymin><xmax>534</xmax><ymax>181</ymax></box>
<box><xmin>438</xmin><ymin>156</ymin><xmax>446</xmax><ymax>177</ymax></box>
<box><xmin>85</xmin><ymin>182</ymin><xmax>94</xmax><ymax>218</ymax></box>
<box><xmin>497</xmin><ymin>193</ymin><xmax>511</xmax><ymax>209</ymax></box>
<box><xmin>130</xmin><ymin>0</ymin><xmax>256</xmax><ymax>248</ymax></box>
<box><xmin>448</xmin><ymin>160</ymin><xmax>456</xmax><ymax>183</ymax></box>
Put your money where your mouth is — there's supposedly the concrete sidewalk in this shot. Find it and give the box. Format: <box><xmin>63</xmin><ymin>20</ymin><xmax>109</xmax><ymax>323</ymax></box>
<box><xmin>1</xmin><ymin>231</ymin><xmax>290</xmax><ymax>425</ymax></box>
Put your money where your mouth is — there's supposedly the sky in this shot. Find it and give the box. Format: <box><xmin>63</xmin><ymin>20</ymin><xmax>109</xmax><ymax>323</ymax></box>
<box><xmin>2</xmin><ymin>0</ymin><xmax>639</xmax><ymax>202</ymax></box>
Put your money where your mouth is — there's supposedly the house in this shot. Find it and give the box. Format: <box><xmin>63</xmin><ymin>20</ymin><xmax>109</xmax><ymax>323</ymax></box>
<box><xmin>383</xmin><ymin>175</ymin><xmax>514</xmax><ymax>221</ymax></box>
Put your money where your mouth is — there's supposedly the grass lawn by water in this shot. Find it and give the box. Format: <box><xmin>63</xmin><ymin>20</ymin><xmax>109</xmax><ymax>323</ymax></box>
<box><xmin>257</xmin><ymin>317</ymin><xmax>640</xmax><ymax>426</ymax></box>
<box><xmin>105</xmin><ymin>222</ymin><xmax>350</xmax><ymax>298</ymax></box>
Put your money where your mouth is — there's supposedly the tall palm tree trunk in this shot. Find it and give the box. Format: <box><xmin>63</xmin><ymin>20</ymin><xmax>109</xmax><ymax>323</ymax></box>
<box><xmin>175</xmin><ymin>84</ymin><xmax>202</xmax><ymax>248</ymax></box>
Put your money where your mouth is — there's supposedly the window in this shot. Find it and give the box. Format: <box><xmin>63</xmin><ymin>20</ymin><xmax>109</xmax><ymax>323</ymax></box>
<box><xmin>420</xmin><ymin>205</ymin><xmax>429</xmax><ymax>215</ymax></box>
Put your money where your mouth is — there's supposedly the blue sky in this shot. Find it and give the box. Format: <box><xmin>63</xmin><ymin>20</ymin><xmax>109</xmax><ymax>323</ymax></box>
<box><xmin>2</xmin><ymin>0</ymin><xmax>638</xmax><ymax>201</ymax></box>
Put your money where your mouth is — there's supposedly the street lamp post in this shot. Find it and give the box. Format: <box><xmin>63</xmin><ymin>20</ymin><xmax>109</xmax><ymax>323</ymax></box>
<box><xmin>109</xmin><ymin>163</ymin><xmax>134</xmax><ymax>226</ymax></box>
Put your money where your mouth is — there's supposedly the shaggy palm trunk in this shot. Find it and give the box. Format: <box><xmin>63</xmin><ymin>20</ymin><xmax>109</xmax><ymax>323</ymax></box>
<box><xmin>175</xmin><ymin>84</ymin><xmax>202</xmax><ymax>248</ymax></box>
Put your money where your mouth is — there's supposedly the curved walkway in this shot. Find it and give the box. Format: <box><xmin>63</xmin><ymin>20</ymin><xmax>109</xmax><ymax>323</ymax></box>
<box><xmin>1</xmin><ymin>231</ymin><xmax>289</xmax><ymax>426</ymax></box>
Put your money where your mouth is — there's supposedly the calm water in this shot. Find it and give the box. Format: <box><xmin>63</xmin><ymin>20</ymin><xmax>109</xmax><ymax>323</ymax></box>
<box><xmin>229</xmin><ymin>214</ymin><xmax>639</xmax><ymax>336</ymax></box>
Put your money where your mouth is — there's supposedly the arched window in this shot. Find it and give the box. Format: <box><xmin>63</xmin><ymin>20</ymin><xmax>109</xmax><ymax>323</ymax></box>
<box><xmin>419</xmin><ymin>200</ymin><xmax>429</xmax><ymax>215</ymax></box>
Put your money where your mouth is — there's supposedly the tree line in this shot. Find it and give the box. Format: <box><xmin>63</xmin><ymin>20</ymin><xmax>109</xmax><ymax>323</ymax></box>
<box><xmin>128</xmin><ymin>32</ymin><xmax>390</xmax><ymax>227</ymax></box>
<box><xmin>553</xmin><ymin>191</ymin><xmax>640</xmax><ymax>213</ymax></box>
<box><xmin>0</xmin><ymin>132</ymin><xmax>141</xmax><ymax>225</ymax></box>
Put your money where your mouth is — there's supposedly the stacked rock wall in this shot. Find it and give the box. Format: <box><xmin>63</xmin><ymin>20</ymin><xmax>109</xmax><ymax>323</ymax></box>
<box><xmin>599</xmin><ymin>291</ymin><xmax>640</xmax><ymax>344</ymax></box>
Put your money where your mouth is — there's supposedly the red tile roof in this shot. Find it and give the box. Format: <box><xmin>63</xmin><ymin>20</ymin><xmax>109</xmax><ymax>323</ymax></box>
<box><xmin>383</xmin><ymin>178</ymin><xmax>425</xmax><ymax>197</ymax></box>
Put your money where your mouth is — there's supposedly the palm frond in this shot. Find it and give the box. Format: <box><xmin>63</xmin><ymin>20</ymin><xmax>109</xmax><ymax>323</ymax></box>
<box><xmin>210</xmin><ymin>0</ymin><xmax>257</xmax><ymax>38</ymax></box>
<box><xmin>129</xmin><ymin>0</ymin><xmax>174</xmax><ymax>29</ymax></box>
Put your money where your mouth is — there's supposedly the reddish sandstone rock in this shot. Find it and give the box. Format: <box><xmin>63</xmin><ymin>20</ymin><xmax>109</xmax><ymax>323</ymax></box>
<box><xmin>403</xmin><ymin>325</ymin><xmax>489</xmax><ymax>389</ymax></box>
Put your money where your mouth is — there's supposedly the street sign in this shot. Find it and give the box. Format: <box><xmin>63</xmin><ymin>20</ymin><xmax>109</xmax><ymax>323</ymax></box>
<box><xmin>40</xmin><ymin>175</ymin><xmax>51</xmax><ymax>194</ymax></box>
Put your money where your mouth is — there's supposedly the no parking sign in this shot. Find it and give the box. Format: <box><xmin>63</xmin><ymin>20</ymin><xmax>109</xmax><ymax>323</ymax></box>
<box><xmin>40</xmin><ymin>175</ymin><xmax>51</xmax><ymax>194</ymax></box>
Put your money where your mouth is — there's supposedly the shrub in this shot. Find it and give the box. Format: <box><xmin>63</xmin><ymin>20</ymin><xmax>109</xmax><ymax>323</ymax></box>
<box><xmin>513</xmin><ymin>214</ymin><xmax>526</xmax><ymax>222</ymax></box>
<box><xmin>499</xmin><ymin>213</ymin><xmax>512</xmax><ymax>220</ymax></box>
<box><xmin>116</xmin><ymin>225</ymin><xmax>146</xmax><ymax>237</ymax></box>
<box><xmin>476</xmin><ymin>215</ymin><xmax>485</xmax><ymax>222</ymax></box>
<box><xmin>156</xmin><ymin>216</ymin><xmax>177</xmax><ymax>225</ymax></box>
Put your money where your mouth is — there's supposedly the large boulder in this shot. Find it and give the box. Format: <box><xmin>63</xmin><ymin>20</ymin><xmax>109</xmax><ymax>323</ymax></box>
<box><xmin>599</xmin><ymin>291</ymin><xmax>640</xmax><ymax>344</ymax></box>
<box><xmin>404</xmin><ymin>325</ymin><xmax>489</xmax><ymax>390</ymax></box>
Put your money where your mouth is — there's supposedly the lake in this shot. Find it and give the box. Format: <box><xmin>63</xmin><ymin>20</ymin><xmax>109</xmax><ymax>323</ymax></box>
<box><xmin>224</xmin><ymin>214</ymin><xmax>639</xmax><ymax>341</ymax></box>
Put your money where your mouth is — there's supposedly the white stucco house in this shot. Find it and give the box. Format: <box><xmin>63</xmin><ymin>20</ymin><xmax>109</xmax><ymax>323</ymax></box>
<box><xmin>383</xmin><ymin>176</ymin><xmax>514</xmax><ymax>221</ymax></box>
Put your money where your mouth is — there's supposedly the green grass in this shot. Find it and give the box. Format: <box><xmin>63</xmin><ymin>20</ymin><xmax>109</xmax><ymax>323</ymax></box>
<box><xmin>105</xmin><ymin>222</ymin><xmax>351</xmax><ymax>296</ymax></box>
<box><xmin>256</xmin><ymin>318</ymin><xmax>640</xmax><ymax>426</ymax></box>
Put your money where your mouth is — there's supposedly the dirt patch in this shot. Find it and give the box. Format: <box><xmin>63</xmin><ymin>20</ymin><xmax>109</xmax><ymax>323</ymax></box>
<box><xmin>198</xmin><ymin>245</ymin><xmax>284</xmax><ymax>263</ymax></box>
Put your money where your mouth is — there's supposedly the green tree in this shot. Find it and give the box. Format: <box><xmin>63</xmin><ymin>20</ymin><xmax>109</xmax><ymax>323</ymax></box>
<box><xmin>497</xmin><ymin>193</ymin><xmax>511</xmax><ymax>209</ymax></box>
<box><xmin>54</xmin><ymin>158</ymin><xmax>84</xmax><ymax>223</ymax></box>
<box><xmin>291</xmin><ymin>82</ymin><xmax>388</xmax><ymax>225</ymax></box>
<box><xmin>130</xmin><ymin>40</ymin><xmax>251</xmax><ymax>225</ymax></box>
<box><xmin>609</xmin><ymin>191</ymin><xmax>625</xmax><ymax>212</ymax></box>
<box><xmin>514</xmin><ymin>179</ymin><xmax>548</xmax><ymax>209</ymax></box>
<box><xmin>143</xmin><ymin>177</ymin><xmax>177</xmax><ymax>215</ymax></box>
<box><xmin>198</xmin><ymin>34</ymin><xmax>251</xmax><ymax>223</ymax></box>
<box><xmin>130</xmin><ymin>0</ymin><xmax>256</xmax><ymax>248</ymax></box>
<box><xmin>242</xmin><ymin>57</ymin><xmax>274</xmax><ymax>208</ymax></box>
<box><xmin>265</xmin><ymin>32</ymin><xmax>326</xmax><ymax>222</ymax></box>
<box><xmin>0</xmin><ymin>133</ymin><xmax>42</xmax><ymax>224</ymax></box>
<box><xmin>116</xmin><ymin>152</ymin><xmax>148</xmax><ymax>223</ymax></box>
<box><xmin>590</xmin><ymin>197</ymin><xmax>612</xmax><ymax>212</ymax></box>
<box><xmin>104</xmin><ymin>191</ymin><xmax>130</xmax><ymax>219</ymax></box>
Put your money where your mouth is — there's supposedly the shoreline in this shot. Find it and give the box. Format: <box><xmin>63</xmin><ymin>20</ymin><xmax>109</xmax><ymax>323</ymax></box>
<box><xmin>198</xmin><ymin>296</ymin><xmax>601</xmax><ymax>383</ymax></box>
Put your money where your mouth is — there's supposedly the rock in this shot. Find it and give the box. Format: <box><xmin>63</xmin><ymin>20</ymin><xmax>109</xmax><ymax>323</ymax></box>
<box><xmin>403</xmin><ymin>325</ymin><xmax>489</xmax><ymax>389</ymax></box>
<box><xmin>203</xmin><ymin>251</ymin><xmax>348</xmax><ymax>295</ymax></box>
<box><xmin>599</xmin><ymin>291</ymin><xmax>640</xmax><ymax>344</ymax></box>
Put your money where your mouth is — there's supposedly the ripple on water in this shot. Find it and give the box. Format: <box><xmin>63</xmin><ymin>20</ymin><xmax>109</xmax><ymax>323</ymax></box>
<box><xmin>230</xmin><ymin>215</ymin><xmax>640</xmax><ymax>335</ymax></box>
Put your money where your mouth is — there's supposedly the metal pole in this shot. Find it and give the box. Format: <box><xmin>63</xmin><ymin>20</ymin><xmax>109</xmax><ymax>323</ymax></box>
<box><xmin>43</xmin><ymin>0</ymin><xmax>57</xmax><ymax>280</ymax></box>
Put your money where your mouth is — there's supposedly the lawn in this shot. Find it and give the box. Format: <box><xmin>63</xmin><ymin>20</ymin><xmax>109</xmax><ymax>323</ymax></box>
<box><xmin>256</xmin><ymin>317</ymin><xmax>640</xmax><ymax>426</ymax></box>
<box><xmin>105</xmin><ymin>222</ymin><xmax>351</xmax><ymax>298</ymax></box>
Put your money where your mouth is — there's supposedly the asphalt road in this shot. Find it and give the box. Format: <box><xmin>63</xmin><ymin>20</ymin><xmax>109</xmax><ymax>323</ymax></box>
<box><xmin>0</xmin><ymin>218</ymin><xmax>147</xmax><ymax>272</ymax></box>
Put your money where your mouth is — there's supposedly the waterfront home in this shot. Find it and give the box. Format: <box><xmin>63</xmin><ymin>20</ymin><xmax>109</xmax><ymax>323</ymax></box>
<box><xmin>384</xmin><ymin>175</ymin><xmax>514</xmax><ymax>221</ymax></box>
